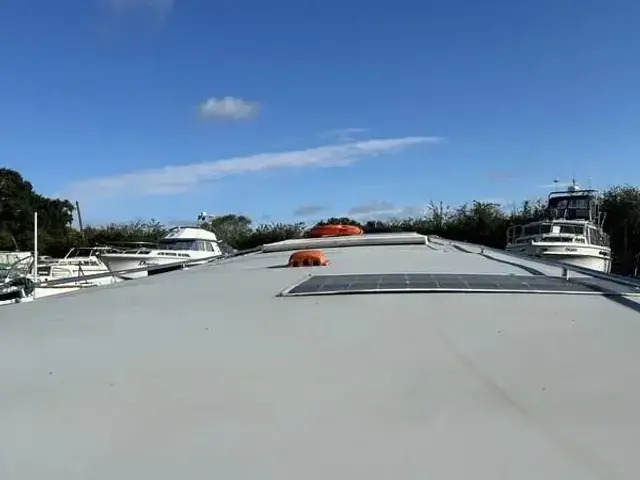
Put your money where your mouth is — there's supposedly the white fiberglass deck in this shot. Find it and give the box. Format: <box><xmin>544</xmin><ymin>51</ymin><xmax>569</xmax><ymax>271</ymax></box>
<box><xmin>1</xmin><ymin>235</ymin><xmax>639</xmax><ymax>479</ymax></box>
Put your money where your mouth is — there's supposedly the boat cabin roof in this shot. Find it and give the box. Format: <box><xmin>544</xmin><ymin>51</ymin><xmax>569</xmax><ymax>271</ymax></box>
<box><xmin>548</xmin><ymin>187</ymin><xmax>599</xmax><ymax>199</ymax></box>
<box><xmin>2</xmin><ymin>233</ymin><xmax>640</xmax><ymax>478</ymax></box>
<box><xmin>162</xmin><ymin>226</ymin><xmax>218</xmax><ymax>242</ymax></box>
<box><xmin>64</xmin><ymin>246</ymin><xmax>123</xmax><ymax>257</ymax></box>
<box><xmin>515</xmin><ymin>219</ymin><xmax>594</xmax><ymax>226</ymax></box>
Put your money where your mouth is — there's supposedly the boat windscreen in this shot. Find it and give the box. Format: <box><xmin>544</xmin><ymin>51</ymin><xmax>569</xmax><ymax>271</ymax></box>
<box><xmin>159</xmin><ymin>239</ymin><xmax>201</xmax><ymax>251</ymax></box>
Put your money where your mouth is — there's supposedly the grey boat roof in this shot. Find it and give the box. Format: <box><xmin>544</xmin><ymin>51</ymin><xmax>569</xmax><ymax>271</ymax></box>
<box><xmin>2</xmin><ymin>233</ymin><xmax>640</xmax><ymax>479</ymax></box>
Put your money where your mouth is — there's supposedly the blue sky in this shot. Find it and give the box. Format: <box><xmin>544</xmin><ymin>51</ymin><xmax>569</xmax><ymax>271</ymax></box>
<box><xmin>1</xmin><ymin>0</ymin><xmax>639</xmax><ymax>225</ymax></box>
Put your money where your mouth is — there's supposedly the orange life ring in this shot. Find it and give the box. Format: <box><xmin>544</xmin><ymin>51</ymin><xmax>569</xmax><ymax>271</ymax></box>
<box><xmin>309</xmin><ymin>224</ymin><xmax>363</xmax><ymax>238</ymax></box>
<box><xmin>288</xmin><ymin>250</ymin><xmax>328</xmax><ymax>267</ymax></box>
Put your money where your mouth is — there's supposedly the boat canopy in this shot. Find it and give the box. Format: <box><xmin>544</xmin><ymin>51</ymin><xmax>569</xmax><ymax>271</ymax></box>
<box><xmin>163</xmin><ymin>226</ymin><xmax>218</xmax><ymax>242</ymax></box>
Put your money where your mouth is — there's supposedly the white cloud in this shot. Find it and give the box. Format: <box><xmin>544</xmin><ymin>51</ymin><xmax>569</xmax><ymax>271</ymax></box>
<box><xmin>65</xmin><ymin>136</ymin><xmax>440</xmax><ymax>200</ymax></box>
<box><xmin>101</xmin><ymin>0</ymin><xmax>176</xmax><ymax>17</ymax></box>
<box><xmin>348</xmin><ymin>200</ymin><xmax>396</xmax><ymax>215</ymax></box>
<box><xmin>347</xmin><ymin>203</ymin><xmax>427</xmax><ymax>220</ymax></box>
<box><xmin>321</xmin><ymin>127</ymin><xmax>369</xmax><ymax>143</ymax></box>
<box><xmin>539</xmin><ymin>182</ymin><xmax>574</xmax><ymax>189</ymax></box>
<box><xmin>99</xmin><ymin>0</ymin><xmax>177</xmax><ymax>28</ymax></box>
<box><xmin>199</xmin><ymin>96</ymin><xmax>260</xmax><ymax>120</ymax></box>
<box><xmin>293</xmin><ymin>205</ymin><xmax>328</xmax><ymax>217</ymax></box>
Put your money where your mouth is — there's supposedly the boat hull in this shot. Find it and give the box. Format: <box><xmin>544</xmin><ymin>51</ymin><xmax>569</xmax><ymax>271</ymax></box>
<box><xmin>1</xmin><ymin>284</ymin><xmax>92</xmax><ymax>306</ymax></box>
<box><xmin>506</xmin><ymin>243</ymin><xmax>612</xmax><ymax>273</ymax></box>
<box><xmin>99</xmin><ymin>254</ymin><xmax>215</xmax><ymax>280</ymax></box>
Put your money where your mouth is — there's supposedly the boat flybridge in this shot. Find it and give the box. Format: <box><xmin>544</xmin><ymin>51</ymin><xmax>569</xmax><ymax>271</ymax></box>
<box><xmin>506</xmin><ymin>180</ymin><xmax>612</xmax><ymax>273</ymax></box>
<box><xmin>3</xmin><ymin>227</ymin><xmax>640</xmax><ymax>477</ymax></box>
<box><xmin>98</xmin><ymin>226</ymin><xmax>224</xmax><ymax>279</ymax></box>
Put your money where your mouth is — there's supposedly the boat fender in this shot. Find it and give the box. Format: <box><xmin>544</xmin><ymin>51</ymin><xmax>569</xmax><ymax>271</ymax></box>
<box><xmin>288</xmin><ymin>250</ymin><xmax>329</xmax><ymax>268</ymax></box>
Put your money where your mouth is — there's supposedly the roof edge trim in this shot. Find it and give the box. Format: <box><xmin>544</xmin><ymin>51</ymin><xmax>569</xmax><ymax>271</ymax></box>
<box><xmin>262</xmin><ymin>232</ymin><xmax>428</xmax><ymax>253</ymax></box>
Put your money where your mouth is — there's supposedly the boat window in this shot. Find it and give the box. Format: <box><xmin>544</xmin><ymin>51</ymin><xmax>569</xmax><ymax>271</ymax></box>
<box><xmin>159</xmin><ymin>240</ymin><xmax>200</xmax><ymax>251</ymax></box>
<box><xmin>588</xmin><ymin>227</ymin><xmax>609</xmax><ymax>247</ymax></box>
<box><xmin>37</xmin><ymin>266</ymin><xmax>52</xmax><ymax>275</ymax></box>
<box><xmin>559</xmin><ymin>224</ymin><xmax>584</xmax><ymax>235</ymax></box>
<box><xmin>570</xmin><ymin>198</ymin><xmax>589</xmax><ymax>209</ymax></box>
<box><xmin>67</xmin><ymin>249</ymin><xmax>92</xmax><ymax>258</ymax></box>
<box><xmin>204</xmin><ymin>242</ymin><xmax>215</xmax><ymax>252</ymax></box>
<box><xmin>523</xmin><ymin>225</ymin><xmax>539</xmax><ymax>235</ymax></box>
<box><xmin>522</xmin><ymin>224</ymin><xmax>551</xmax><ymax>236</ymax></box>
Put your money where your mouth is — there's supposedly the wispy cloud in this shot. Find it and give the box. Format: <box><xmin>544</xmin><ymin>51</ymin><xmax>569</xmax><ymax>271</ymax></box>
<box><xmin>293</xmin><ymin>205</ymin><xmax>328</xmax><ymax>217</ymax></box>
<box><xmin>348</xmin><ymin>200</ymin><xmax>396</xmax><ymax>215</ymax></box>
<box><xmin>321</xmin><ymin>127</ymin><xmax>369</xmax><ymax>143</ymax></box>
<box><xmin>487</xmin><ymin>171</ymin><xmax>519</xmax><ymax>181</ymax></box>
<box><xmin>199</xmin><ymin>96</ymin><xmax>260</xmax><ymax>120</ymax></box>
<box><xmin>65</xmin><ymin>136</ymin><xmax>441</xmax><ymax>200</ymax></box>
<box><xmin>538</xmin><ymin>181</ymin><xmax>574</xmax><ymax>189</ymax></box>
<box><xmin>346</xmin><ymin>202</ymin><xmax>427</xmax><ymax>221</ymax></box>
<box><xmin>100</xmin><ymin>0</ymin><xmax>176</xmax><ymax>24</ymax></box>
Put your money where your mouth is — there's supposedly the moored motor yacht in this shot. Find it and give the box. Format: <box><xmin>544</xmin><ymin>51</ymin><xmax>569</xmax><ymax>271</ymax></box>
<box><xmin>98</xmin><ymin>226</ymin><xmax>224</xmax><ymax>279</ymax></box>
<box><xmin>37</xmin><ymin>246</ymin><xmax>125</xmax><ymax>286</ymax></box>
<box><xmin>505</xmin><ymin>180</ymin><xmax>612</xmax><ymax>272</ymax></box>
<box><xmin>0</xmin><ymin>254</ymin><xmax>92</xmax><ymax>306</ymax></box>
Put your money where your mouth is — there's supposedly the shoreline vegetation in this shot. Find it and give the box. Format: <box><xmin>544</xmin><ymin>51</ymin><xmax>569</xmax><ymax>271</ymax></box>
<box><xmin>2</xmin><ymin>168</ymin><xmax>639</xmax><ymax>276</ymax></box>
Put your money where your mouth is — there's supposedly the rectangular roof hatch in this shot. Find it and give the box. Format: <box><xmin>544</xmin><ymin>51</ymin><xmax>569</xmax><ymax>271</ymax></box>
<box><xmin>279</xmin><ymin>273</ymin><xmax>640</xmax><ymax>297</ymax></box>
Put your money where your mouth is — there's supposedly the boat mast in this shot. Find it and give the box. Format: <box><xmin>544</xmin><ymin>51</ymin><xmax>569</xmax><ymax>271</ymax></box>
<box><xmin>33</xmin><ymin>211</ymin><xmax>38</xmax><ymax>300</ymax></box>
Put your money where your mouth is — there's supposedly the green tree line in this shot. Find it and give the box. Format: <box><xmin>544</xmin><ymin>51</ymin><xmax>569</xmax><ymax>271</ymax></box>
<box><xmin>2</xmin><ymin>168</ymin><xmax>640</xmax><ymax>275</ymax></box>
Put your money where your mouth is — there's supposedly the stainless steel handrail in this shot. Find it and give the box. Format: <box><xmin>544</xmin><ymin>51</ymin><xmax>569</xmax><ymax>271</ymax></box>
<box><xmin>440</xmin><ymin>237</ymin><xmax>640</xmax><ymax>289</ymax></box>
<box><xmin>38</xmin><ymin>255</ymin><xmax>227</xmax><ymax>287</ymax></box>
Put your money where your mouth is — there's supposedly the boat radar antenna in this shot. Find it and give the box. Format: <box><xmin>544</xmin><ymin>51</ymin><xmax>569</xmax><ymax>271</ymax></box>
<box><xmin>552</xmin><ymin>177</ymin><xmax>579</xmax><ymax>192</ymax></box>
<box><xmin>198</xmin><ymin>212</ymin><xmax>219</xmax><ymax>224</ymax></box>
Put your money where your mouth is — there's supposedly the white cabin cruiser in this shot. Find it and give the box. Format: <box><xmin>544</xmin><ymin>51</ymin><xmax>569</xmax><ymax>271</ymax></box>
<box><xmin>98</xmin><ymin>226</ymin><xmax>224</xmax><ymax>279</ymax></box>
<box><xmin>506</xmin><ymin>181</ymin><xmax>612</xmax><ymax>272</ymax></box>
<box><xmin>1</xmin><ymin>256</ymin><xmax>86</xmax><ymax>306</ymax></box>
<box><xmin>0</xmin><ymin>251</ymin><xmax>31</xmax><ymax>276</ymax></box>
<box><xmin>37</xmin><ymin>246</ymin><xmax>125</xmax><ymax>286</ymax></box>
<box><xmin>0</xmin><ymin>247</ymin><xmax>125</xmax><ymax>306</ymax></box>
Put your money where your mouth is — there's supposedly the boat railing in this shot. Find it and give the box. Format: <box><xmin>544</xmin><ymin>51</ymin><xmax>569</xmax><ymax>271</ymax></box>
<box><xmin>28</xmin><ymin>253</ymin><xmax>229</xmax><ymax>288</ymax></box>
<box><xmin>548</xmin><ymin>188</ymin><xmax>599</xmax><ymax>199</ymax></box>
<box><xmin>447</xmin><ymin>237</ymin><xmax>640</xmax><ymax>289</ymax></box>
<box><xmin>506</xmin><ymin>225</ymin><xmax>522</xmax><ymax>245</ymax></box>
<box><xmin>3</xmin><ymin>255</ymin><xmax>33</xmax><ymax>283</ymax></box>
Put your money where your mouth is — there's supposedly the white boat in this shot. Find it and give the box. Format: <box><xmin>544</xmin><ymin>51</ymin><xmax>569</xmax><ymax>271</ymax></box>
<box><xmin>506</xmin><ymin>181</ymin><xmax>612</xmax><ymax>273</ymax></box>
<box><xmin>1</xmin><ymin>255</ymin><xmax>84</xmax><ymax>306</ymax></box>
<box><xmin>98</xmin><ymin>226</ymin><xmax>224</xmax><ymax>279</ymax></box>
<box><xmin>37</xmin><ymin>246</ymin><xmax>125</xmax><ymax>286</ymax></box>
<box><xmin>0</xmin><ymin>247</ymin><xmax>124</xmax><ymax>306</ymax></box>
<box><xmin>0</xmin><ymin>251</ymin><xmax>31</xmax><ymax>279</ymax></box>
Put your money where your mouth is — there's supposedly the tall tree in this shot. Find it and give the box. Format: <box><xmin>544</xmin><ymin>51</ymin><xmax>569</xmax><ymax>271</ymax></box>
<box><xmin>602</xmin><ymin>186</ymin><xmax>640</xmax><ymax>275</ymax></box>
<box><xmin>0</xmin><ymin>168</ymin><xmax>75</xmax><ymax>253</ymax></box>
